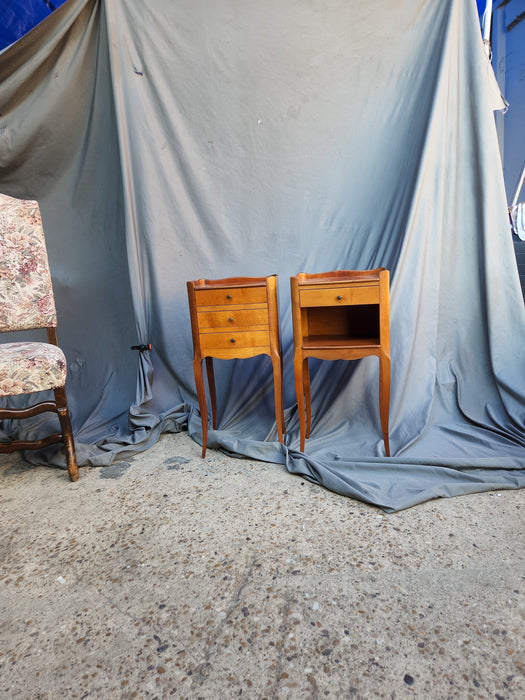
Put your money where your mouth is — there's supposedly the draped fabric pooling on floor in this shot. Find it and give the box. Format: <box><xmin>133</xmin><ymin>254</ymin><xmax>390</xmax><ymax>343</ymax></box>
<box><xmin>0</xmin><ymin>0</ymin><xmax>524</xmax><ymax>510</ymax></box>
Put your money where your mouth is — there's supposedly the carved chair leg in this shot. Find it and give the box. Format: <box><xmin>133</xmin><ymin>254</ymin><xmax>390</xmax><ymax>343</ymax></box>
<box><xmin>54</xmin><ymin>386</ymin><xmax>79</xmax><ymax>482</ymax></box>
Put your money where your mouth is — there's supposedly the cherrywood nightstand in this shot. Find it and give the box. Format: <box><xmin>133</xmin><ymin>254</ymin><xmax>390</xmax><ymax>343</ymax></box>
<box><xmin>290</xmin><ymin>268</ymin><xmax>391</xmax><ymax>455</ymax></box>
<box><xmin>187</xmin><ymin>275</ymin><xmax>285</xmax><ymax>457</ymax></box>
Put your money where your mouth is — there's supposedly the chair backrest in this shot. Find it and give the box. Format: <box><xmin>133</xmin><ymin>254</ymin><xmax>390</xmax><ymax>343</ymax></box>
<box><xmin>0</xmin><ymin>194</ymin><xmax>57</xmax><ymax>333</ymax></box>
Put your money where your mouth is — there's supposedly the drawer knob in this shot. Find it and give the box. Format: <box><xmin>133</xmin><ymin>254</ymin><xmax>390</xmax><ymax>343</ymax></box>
<box><xmin>226</xmin><ymin>294</ymin><xmax>232</xmax><ymax>299</ymax></box>
<box><xmin>337</xmin><ymin>295</ymin><xmax>343</xmax><ymax>300</ymax></box>
<box><xmin>228</xmin><ymin>317</ymin><xmax>234</xmax><ymax>322</ymax></box>
<box><xmin>230</xmin><ymin>338</ymin><xmax>236</xmax><ymax>343</ymax></box>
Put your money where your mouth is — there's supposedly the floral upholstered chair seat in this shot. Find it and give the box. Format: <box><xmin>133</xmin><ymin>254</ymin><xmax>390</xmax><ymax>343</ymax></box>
<box><xmin>0</xmin><ymin>341</ymin><xmax>67</xmax><ymax>396</ymax></box>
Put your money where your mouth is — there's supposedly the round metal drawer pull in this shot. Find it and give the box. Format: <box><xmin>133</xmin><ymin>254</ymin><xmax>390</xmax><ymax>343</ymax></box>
<box><xmin>228</xmin><ymin>317</ymin><xmax>234</xmax><ymax>322</ymax></box>
<box><xmin>226</xmin><ymin>294</ymin><xmax>232</xmax><ymax>299</ymax></box>
<box><xmin>230</xmin><ymin>338</ymin><xmax>236</xmax><ymax>343</ymax></box>
<box><xmin>337</xmin><ymin>295</ymin><xmax>343</xmax><ymax>300</ymax></box>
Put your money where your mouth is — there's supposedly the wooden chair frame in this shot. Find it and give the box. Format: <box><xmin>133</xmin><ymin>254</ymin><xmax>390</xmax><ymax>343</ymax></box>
<box><xmin>0</xmin><ymin>326</ymin><xmax>78</xmax><ymax>481</ymax></box>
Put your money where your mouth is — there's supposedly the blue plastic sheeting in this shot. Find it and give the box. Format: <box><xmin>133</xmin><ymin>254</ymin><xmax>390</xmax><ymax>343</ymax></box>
<box><xmin>0</xmin><ymin>1</ymin><xmax>489</xmax><ymax>53</ymax></box>
<box><xmin>0</xmin><ymin>0</ymin><xmax>68</xmax><ymax>51</ymax></box>
<box><xmin>0</xmin><ymin>0</ymin><xmax>524</xmax><ymax>511</ymax></box>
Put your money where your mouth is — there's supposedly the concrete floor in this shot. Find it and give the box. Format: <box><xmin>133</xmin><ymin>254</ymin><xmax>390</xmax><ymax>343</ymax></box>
<box><xmin>0</xmin><ymin>431</ymin><xmax>524</xmax><ymax>699</ymax></box>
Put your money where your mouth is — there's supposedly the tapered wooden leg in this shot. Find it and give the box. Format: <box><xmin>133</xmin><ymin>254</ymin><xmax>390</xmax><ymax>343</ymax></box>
<box><xmin>303</xmin><ymin>357</ymin><xmax>311</xmax><ymax>439</ymax></box>
<box><xmin>54</xmin><ymin>386</ymin><xmax>79</xmax><ymax>482</ymax></box>
<box><xmin>379</xmin><ymin>352</ymin><xmax>391</xmax><ymax>457</ymax></box>
<box><xmin>280</xmin><ymin>348</ymin><xmax>285</xmax><ymax>435</ymax></box>
<box><xmin>270</xmin><ymin>351</ymin><xmax>284</xmax><ymax>444</ymax></box>
<box><xmin>205</xmin><ymin>357</ymin><xmax>217</xmax><ymax>430</ymax></box>
<box><xmin>193</xmin><ymin>356</ymin><xmax>208</xmax><ymax>457</ymax></box>
<box><xmin>294</xmin><ymin>352</ymin><xmax>306</xmax><ymax>452</ymax></box>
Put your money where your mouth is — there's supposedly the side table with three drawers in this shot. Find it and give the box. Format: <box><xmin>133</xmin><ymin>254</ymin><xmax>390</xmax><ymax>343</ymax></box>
<box><xmin>187</xmin><ymin>275</ymin><xmax>285</xmax><ymax>457</ymax></box>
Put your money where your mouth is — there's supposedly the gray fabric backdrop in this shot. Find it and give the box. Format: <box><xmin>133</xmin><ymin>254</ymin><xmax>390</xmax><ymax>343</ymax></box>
<box><xmin>0</xmin><ymin>0</ymin><xmax>524</xmax><ymax>510</ymax></box>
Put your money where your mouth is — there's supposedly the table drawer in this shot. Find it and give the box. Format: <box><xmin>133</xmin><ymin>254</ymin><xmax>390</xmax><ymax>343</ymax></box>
<box><xmin>197</xmin><ymin>308</ymin><xmax>269</xmax><ymax>329</ymax></box>
<box><xmin>300</xmin><ymin>285</ymin><xmax>379</xmax><ymax>307</ymax></box>
<box><xmin>199</xmin><ymin>329</ymin><xmax>270</xmax><ymax>353</ymax></box>
<box><xmin>195</xmin><ymin>286</ymin><xmax>267</xmax><ymax>307</ymax></box>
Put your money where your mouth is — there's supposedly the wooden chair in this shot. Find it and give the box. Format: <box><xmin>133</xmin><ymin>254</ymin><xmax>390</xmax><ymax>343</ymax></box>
<box><xmin>290</xmin><ymin>268</ymin><xmax>391</xmax><ymax>455</ymax></box>
<box><xmin>0</xmin><ymin>194</ymin><xmax>79</xmax><ymax>481</ymax></box>
<box><xmin>187</xmin><ymin>275</ymin><xmax>284</xmax><ymax>457</ymax></box>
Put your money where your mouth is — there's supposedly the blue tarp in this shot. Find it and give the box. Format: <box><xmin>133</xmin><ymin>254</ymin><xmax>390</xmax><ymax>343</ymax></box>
<box><xmin>0</xmin><ymin>0</ymin><xmax>68</xmax><ymax>51</ymax></box>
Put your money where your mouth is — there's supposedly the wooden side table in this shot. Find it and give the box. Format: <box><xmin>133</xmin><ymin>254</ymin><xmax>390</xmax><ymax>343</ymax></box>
<box><xmin>290</xmin><ymin>269</ymin><xmax>391</xmax><ymax>455</ymax></box>
<box><xmin>187</xmin><ymin>275</ymin><xmax>285</xmax><ymax>457</ymax></box>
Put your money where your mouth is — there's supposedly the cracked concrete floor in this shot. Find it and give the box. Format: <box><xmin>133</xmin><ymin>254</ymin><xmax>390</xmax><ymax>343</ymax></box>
<box><xmin>0</xmin><ymin>431</ymin><xmax>524</xmax><ymax>699</ymax></box>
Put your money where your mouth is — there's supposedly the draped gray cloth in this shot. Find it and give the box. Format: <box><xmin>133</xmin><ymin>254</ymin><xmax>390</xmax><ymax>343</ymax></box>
<box><xmin>1</xmin><ymin>0</ymin><xmax>524</xmax><ymax>511</ymax></box>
